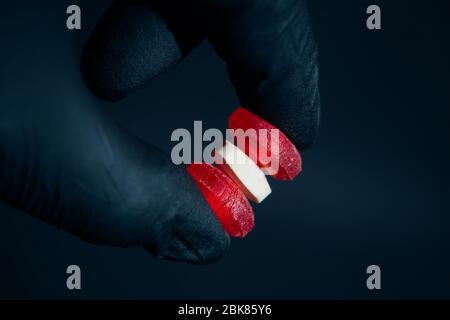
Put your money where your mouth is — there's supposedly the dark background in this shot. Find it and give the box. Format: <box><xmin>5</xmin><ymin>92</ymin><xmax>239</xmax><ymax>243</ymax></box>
<box><xmin>0</xmin><ymin>0</ymin><xmax>449</xmax><ymax>298</ymax></box>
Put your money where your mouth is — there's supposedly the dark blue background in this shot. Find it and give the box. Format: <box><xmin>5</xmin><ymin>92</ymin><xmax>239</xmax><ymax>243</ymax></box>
<box><xmin>0</xmin><ymin>1</ymin><xmax>449</xmax><ymax>298</ymax></box>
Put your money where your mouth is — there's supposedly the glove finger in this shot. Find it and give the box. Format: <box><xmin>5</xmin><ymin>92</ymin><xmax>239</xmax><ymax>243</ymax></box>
<box><xmin>205</xmin><ymin>0</ymin><xmax>321</xmax><ymax>149</ymax></box>
<box><xmin>82</xmin><ymin>0</ymin><xmax>206</xmax><ymax>101</ymax></box>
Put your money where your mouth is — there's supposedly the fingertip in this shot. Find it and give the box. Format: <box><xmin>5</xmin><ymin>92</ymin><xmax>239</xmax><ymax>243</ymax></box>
<box><xmin>144</xmin><ymin>168</ymin><xmax>231</xmax><ymax>264</ymax></box>
<box><xmin>80</xmin><ymin>1</ymin><xmax>184</xmax><ymax>101</ymax></box>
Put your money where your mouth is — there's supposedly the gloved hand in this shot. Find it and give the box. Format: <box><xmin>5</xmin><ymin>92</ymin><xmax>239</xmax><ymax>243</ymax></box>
<box><xmin>0</xmin><ymin>0</ymin><xmax>320</xmax><ymax>264</ymax></box>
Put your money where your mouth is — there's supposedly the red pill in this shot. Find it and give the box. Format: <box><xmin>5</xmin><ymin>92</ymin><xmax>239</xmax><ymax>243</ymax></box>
<box><xmin>228</xmin><ymin>107</ymin><xmax>302</xmax><ymax>180</ymax></box>
<box><xmin>187</xmin><ymin>163</ymin><xmax>255</xmax><ymax>237</ymax></box>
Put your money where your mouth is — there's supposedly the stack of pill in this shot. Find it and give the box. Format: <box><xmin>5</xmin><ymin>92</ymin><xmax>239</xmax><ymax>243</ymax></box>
<box><xmin>187</xmin><ymin>108</ymin><xmax>302</xmax><ymax>237</ymax></box>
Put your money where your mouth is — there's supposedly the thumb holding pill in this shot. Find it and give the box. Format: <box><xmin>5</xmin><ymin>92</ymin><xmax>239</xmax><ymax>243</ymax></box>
<box><xmin>0</xmin><ymin>2</ymin><xmax>228</xmax><ymax>264</ymax></box>
<box><xmin>0</xmin><ymin>83</ymin><xmax>229</xmax><ymax>264</ymax></box>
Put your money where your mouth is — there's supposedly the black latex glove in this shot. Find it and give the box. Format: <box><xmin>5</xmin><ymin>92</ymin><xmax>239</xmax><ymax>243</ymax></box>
<box><xmin>0</xmin><ymin>0</ymin><xmax>320</xmax><ymax>264</ymax></box>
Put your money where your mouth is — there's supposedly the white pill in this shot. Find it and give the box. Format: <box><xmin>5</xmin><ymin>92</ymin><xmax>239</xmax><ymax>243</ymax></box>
<box><xmin>214</xmin><ymin>140</ymin><xmax>271</xmax><ymax>203</ymax></box>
